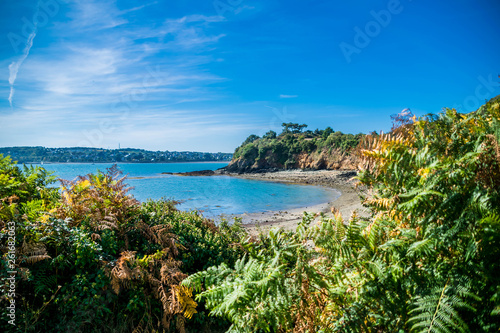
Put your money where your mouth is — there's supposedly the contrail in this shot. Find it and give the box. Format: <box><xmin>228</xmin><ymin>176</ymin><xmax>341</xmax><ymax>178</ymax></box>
<box><xmin>8</xmin><ymin>2</ymin><xmax>40</xmax><ymax>107</ymax></box>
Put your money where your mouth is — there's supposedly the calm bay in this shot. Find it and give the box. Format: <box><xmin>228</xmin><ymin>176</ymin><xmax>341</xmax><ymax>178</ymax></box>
<box><xmin>26</xmin><ymin>162</ymin><xmax>340</xmax><ymax>217</ymax></box>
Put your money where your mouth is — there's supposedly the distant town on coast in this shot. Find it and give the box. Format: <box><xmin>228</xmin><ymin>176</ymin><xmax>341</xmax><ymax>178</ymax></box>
<box><xmin>0</xmin><ymin>146</ymin><xmax>232</xmax><ymax>164</ymax></box>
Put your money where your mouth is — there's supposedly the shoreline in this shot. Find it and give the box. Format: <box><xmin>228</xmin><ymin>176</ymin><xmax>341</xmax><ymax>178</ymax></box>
<box><xmin>219</xmin><ymin>169</ymin><xmax>369</xmax><ymax>235</ymax></box>
<box><xmin>19</xmin><ymin>161</ymin><xmax>230</xmax><ymax>165</ymax></box>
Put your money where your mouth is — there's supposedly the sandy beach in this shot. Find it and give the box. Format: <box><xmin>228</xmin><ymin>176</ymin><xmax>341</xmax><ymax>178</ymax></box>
<box><xmin>220</xmin><ymin>170</ymin><xmax>370</xmax><ymax>235</ymax></box>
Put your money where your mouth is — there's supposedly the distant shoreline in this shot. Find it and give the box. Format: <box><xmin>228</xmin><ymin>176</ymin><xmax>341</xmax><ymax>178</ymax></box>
<box><xmin>2</xmin><ymin>146</ymin><xmax>232</xmax><ymax>165</ymax></box>
<box><xmin>19</xmin><ymin>161</ymin><xmax>230</xmax><ymax>165</ymax></box>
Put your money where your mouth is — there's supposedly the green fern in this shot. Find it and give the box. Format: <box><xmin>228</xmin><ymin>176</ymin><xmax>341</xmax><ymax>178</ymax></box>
<box><xmin>182</xmin><ymin>228</ymin><xmax>298</xmax><ymax>332</ymax></box>
<box><xmin>406</xmin><ymin>238</ymin><xmax>436</xmax><ymax>259</ymax></box>
<box><xmin>33</xmin><ymin>268</ymin><xmax>58</xmax><ymax>296</ymax></box>
<box><xmin>408</xmin><ymin>280</ymin><xmax>478</xmax><ymax>333</ymax></box>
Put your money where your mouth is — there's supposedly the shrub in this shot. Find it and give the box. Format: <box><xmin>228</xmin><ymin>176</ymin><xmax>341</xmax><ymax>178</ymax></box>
<box><xmin>0</xmin><ymin>162</ymin><xmax>247</xmax><ymax>332</ymax></box>
<box><xmin>183</xmin><ymin>98</ymin><xmax>500</xmax><ymax>332</ymax></box>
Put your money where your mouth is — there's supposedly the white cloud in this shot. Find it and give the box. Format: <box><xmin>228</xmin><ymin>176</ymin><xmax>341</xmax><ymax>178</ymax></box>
<box><xmin>13</xmin><ymin>7</ymin><xmax>228</xmax><ymax>110</ymax></box>
<box><xmin>279</xmin><ymin>94</ymin><xmax>298</xmax><ymax>98</ymax></box>
<box><xmin>143</xmin><ymin>15</ymin><xmax>227</xmax><ymax>51</ymax></box>
<box><xmin>0</xmin><ymin>106</ymin><xmax>261</xmax><ymax>151</ymax></box>
<box><xmin>120</xmin><ymin>1</ymin><xmax>158</xmax><ymax>15</ymax></box>
<box><xmin>1</xmin><ymin>1</ymin><xmax>236</xmax><ymax>150</ymax></box>
<box><xmin>8</xmin><ymin>2</ymin><xmax>39</xmax><ymax>106</ymax></box>
<box><xmin>66</xmin><ymin>0</ymin><xmax>128</xmax><ymax>30</ymax></box>
<box><xmin>234</xmin><ymin>5</ymin><xmax>256</xmax><ymax>15</ymax></box>
<box><xmin>19</xmin><ymin>45</ymin><xmax>225</xmax><ymax>110</ymax></box>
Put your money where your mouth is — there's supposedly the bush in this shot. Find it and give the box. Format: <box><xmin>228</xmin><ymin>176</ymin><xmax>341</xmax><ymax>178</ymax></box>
<box><xmin>183</xmin><ymin>98</ymin><xmax>500</xmax><ymax>332</ymax></box>
<box><xmin>0</xmin><ymin>161</ymin><xmax>247</xmax><ymax>332</ymax></box>
<box><xmin>229</xmin><ymin>125</ymin><xmax>365</xmax><ymax>171</ymax></box>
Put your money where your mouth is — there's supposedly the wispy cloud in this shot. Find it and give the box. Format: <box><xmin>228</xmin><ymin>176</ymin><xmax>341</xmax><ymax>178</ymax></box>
<box><xmin>139</xmin><ymin>15</ymin><xmax>226</xmax><ymax>51</ymax></box>
<box><xmin>234</xmin><ymin>5</ymin><xmax>256</xmax><ymax>15</ymax></box>
<box><xmin>8</xmin><ymin>2</ymin><xmax>39</xmax><ymax>107</ymax></box>
<box><xmin>0</xmin><ymin>105</ymin><xmax>262</xmax><ymax>151</ymax></box>
<box><xmin>1</xmin><ymin>0</ymin><xmax>253</xmax><ymax>150</ymax></box>
<box><xmin>66</xmin><ymin>0</ymin><xmax>128</xmax><ymax>31</ymax></box>
<box><xmin>14</xmin><ymin>3</ymin><xmax>228</xmax><ymax>112</ymax></box>
<box><xmin>120</xmin><ymin>1</ymin><xmax>158</xmax><ymax>15</ymax></box>
<box><xmin>279</xmin><ymin>94</ymin><xmax>298</xmax><ymax>99</ymax></box>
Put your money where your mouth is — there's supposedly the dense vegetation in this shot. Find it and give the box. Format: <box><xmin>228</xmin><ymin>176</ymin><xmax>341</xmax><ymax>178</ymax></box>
<box><xmin>1</xmin><ymin>96</ymin><xmax>499</xmax><ymax>332</ymax></box>
<box><xmin>0</xmin><ymin>161</ymin><xmax>244</xmax><ymax>332</ymax></box>
<box><xmin>226</xmin><ymin>123</ymin><xmax>365</xmax><ymax>172</ymax></box>
<box><xmin>0</xmin><ymin>147</ymin><xmax>232</xmax><ymax>164</ymax></box>
<box><xmin>184</xmin><ymin>98</ymin><xmax>500</xmax><ymax>331</ymax></box>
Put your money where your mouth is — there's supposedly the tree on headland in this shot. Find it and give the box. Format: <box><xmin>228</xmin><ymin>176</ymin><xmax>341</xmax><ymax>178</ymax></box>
<box><xmin>322</xmin><ymin>126</ymin><xmax>333</xmax><ymax>139</ymax></box>
<box><xmin>242</xmin><ymin>134</ymin><xmax>260</xmax><ymax>146</ymax></box>
<box><xmin>263</xmin><ymin>130</ymin><xmax>277</xmax><ymax>139</ymax></box>
<box><xmin>281</xmin><ymin>122</ymin><xmax>308</xmax><ymax>134</ymax></box>
<box><xmin>229</xmin><ymin>122</ymin><xmax>364</xmax><ymax>171</ymax></box>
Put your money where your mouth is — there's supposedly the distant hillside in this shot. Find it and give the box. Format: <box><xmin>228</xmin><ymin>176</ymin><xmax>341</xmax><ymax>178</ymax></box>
<box><xmin>224</xmin><ymin>123</ymin><xmax>365</xmax><ymax>172</ymax></box>
<box><xmin>0</xmin><ymin>146</ymin><xmax>232</xmax><ymax>164</ymax></box>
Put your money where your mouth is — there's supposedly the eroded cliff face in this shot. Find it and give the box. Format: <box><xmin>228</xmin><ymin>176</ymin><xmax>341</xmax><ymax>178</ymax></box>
<box><xmin>295</xmin><ymin>149</ymin><xmax>358</xmax><ymax>170</ymax></box>
<box><xmin>224</xmin><ymin>156</ymin><xmax>259</xmax><ymax>173</ymax></box>
<box><xmin>224</xmin><ymin>148</ymin><xmax>358</xmax><ymax>173</ymax></box>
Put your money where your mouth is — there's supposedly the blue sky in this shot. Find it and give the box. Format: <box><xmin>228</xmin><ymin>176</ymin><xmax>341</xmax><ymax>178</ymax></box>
<box><xmin>1</xmin><ymin>0</ymin><xmax>499</xmax><ymax>152</ymax></box>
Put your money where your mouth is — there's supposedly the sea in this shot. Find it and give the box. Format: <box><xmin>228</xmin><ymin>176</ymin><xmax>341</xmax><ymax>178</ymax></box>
<box><xmin>26</xmin><ymin>162</ymin><xmax>340</xmax><ymax>217</ymax></box>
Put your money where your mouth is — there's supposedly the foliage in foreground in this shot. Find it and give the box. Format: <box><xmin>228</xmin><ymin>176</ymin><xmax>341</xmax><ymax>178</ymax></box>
<box><xmin>1</xmin><ymin>97</ymin><xmax>499</xmax><ymax>332</ymax></box>
<box><xmin>183</xmin><ymin>98</ymin><xmax>500</xmax><ymax>332</ymax></box>
<box><xmin>0</xmin><ymin>163</ymin><xmax>245</xmax><ymax>332</ymax></box>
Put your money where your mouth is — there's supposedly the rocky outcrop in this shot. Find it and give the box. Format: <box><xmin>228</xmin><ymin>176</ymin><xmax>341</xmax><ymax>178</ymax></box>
<box><xmin>223</xmin><ymin>157</ymin><xmax>258</xmax><ymax>173</ymax></box>
<box><xmin>295</xmin><ymin>149</ymin><xmax>358</xmax><ymax>170</ymax></box>
<box><xmin>223</xmin><ymin>148</ymin><xmax>359</xmax><ymax>173</ymax></box>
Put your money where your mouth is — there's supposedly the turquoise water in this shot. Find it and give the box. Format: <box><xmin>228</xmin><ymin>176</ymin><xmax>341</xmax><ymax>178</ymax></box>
<box><xmin>27</xmin><ymin>163</ymin><xmax>340</xmax><ymax>217</ymax></box>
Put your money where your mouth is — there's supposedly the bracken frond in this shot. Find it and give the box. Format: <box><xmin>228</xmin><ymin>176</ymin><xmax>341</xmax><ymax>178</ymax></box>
<box><xmin>408</xmin><ymin>280</ymin><xmax>476</xmax><ymax>333</ymax></box>
<box><xmin>173</xmin><ymin>285</ymin><xmax>198</xmax><ymax>319</ymax></box>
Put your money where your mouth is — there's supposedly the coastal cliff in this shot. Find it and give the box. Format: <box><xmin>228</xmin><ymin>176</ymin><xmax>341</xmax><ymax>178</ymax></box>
<box><xmin>223</xmin><ymin>123</ymin><xmax>363</xmax><ymax>173</ymax></box>
<box><xmin>224</xmin><ymin>148</ymin><xmax>359</xmax><ymax>172</ymax></box>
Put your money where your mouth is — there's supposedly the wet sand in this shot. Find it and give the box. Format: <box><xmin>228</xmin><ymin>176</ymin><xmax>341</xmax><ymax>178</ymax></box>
<box><xmin>220</xmin><ymin>170</ymin><xmax>369</xmax><ymax>235</ymax></box>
